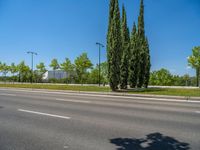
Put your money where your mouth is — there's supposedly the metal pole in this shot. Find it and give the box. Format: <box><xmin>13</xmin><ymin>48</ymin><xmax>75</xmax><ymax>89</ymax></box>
<box><xmin>99</xmin><ymin>45</ymin><xmax>101</xmax><ymax>87</ymax></box>
<box><xmin>27</xmin><ymin>51</ymin><xmax>37</xmax><ymax>84</ymax></box>
<box><xmin>96</xmin><ymin>42</ymin><xmax>104</xmax><ymax>87</ymax></box>
<box><xmin>31</xmin><ymin>53</ymin><xmax>33</xmax><ymax>83</ymax></box>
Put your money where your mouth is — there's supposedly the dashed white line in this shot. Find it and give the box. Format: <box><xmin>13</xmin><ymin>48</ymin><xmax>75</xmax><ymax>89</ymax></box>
<box><xmin>0</xmin><ymin>93</ymin><xmax>16</xmax><ymax>96</ymax></box>
<box><xmin>64</xmin><ymin>146</ymin><xmax>69</xmax><ymax>149</ymax></box>
<box><xmin>55</xmin><ymin>98</ymin><xmax>91</xmax><ymax>103</ymax></box>
<box><xmin>18</xmin><ymin>109</ymin><xmax>71</xmax><ymax>119</ymax></box>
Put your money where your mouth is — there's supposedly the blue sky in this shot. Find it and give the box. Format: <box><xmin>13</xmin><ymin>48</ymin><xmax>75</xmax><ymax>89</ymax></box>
<box><xmin>0</xmin><ymin>0</ymin><xmax>199</xmax><ymax>76</ymax></box>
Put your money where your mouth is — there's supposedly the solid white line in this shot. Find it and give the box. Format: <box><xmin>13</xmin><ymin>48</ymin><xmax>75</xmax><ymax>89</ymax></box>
<box><xmin>195</xmin><ymin>111</ymin><xmax>200</xmax><ymax>114</ymax></box>
<box><xmin>18</xmin><ymin>109</ymin><xmax>71</xmax><ymax>119</ymax></box>
<box><xmin>0</xmin><ymin>93</ymin><xmax>16</xmax><ymax>96</ymax></box>
<box><xmin>55</xmin><ymin>98</ymin><xmax>91</xmax><ymax>103</ymax></box>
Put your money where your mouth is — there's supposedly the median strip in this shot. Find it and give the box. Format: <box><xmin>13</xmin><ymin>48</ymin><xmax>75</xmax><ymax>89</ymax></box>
<box><xmin>1</xmin><ymin>88</ymin><xmax>200</xmax><ymax>103</ymax></box>
<box><xmin>18</xmin><ymin>109</ymin><xmax>71</xmax><ymax>119</ymax></box>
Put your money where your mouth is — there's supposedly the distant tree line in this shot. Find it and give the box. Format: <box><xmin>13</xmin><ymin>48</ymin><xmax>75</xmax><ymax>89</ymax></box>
<box><xmin>0</xmin><ymin>52</ymin><xmax>108</xmax><ymax>84</ymax></box>
<box><xmin>0</xmin><ymin>58</ymin><xmax>196</xmax><ymax>87</ymax></box>
<box><xmin>149</xmin><ymin>68</ymin><xmax>196</xmax><ymax>86</ymax></box>
<box><xmin>188</xmin><ymin>46</ymin><xmax>200</xmax><ymax>87</ymax></box>
<box><xmin>107</xmin><ymin>0</ymin><xmax>151</xmax><ymax>91</ymax></box>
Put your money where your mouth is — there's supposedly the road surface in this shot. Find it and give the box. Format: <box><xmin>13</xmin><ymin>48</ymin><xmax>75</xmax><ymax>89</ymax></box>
<box><xmin>0</xmin><ymin>88</ymin><xmax>199</xmax><ymax>150</ymax></box>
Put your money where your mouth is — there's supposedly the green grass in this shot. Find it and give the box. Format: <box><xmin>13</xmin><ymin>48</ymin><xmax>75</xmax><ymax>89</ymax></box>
<box><xmin>0</xmin><ymin>83</ymin><xmax>200</xmax><ymax>97</ymax></box>
<box><xmin>126</xmin><ymin>88</ymin><xmax>200</xmax><ymax>97</ymax></box>
<box><xmin>0</xmin><ymin>83</ymin><xmax>111</xmax><ymax>92</ymax></box>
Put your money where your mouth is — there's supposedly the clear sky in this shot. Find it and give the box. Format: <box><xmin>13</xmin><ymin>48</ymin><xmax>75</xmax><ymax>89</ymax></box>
<box><xmin>0</xmin><ymin>0</ymin><xmax>199</xmax><ymax>75</ymax></box>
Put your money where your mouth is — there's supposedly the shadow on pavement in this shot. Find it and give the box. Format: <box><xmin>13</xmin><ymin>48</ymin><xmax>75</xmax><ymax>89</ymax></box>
<box><xmin>117</xmin><ymin>88</ymin><xmax>165</xmax><ymax>93</ymax></box>
<box><xmin>110</xmin><ymin>132</ymin><xmax>190</xmax><ymax>150</ymax></box>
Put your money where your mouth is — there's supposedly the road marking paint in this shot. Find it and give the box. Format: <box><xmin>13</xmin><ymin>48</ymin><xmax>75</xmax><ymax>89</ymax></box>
<box><xmin>188</xmin><ymin>101</ymin><xmax>200</xmax><ymax>103</ymax></box>
<box><xmin>64</xmin><ymin>146</ymin><xmax>69</xmax><ymax>149</ymax></box>
<box><xmin>195</xmin><ymin>111</ymin><xmax>200</xmax><ymax>114</ymax></box>
<box><xmin>55</xmin><ymin>98</ymin><xmax>91</xmax><ymax>103</ymax></box>
<box><xmin>0</xmin><ymin>93</ymin><xmax>16</xmax><ymax>96</ymax></box>
<box><xmin>18</xmin><ymin>109</ymin><xmax>71</xmax><ymax>119</ymax></box>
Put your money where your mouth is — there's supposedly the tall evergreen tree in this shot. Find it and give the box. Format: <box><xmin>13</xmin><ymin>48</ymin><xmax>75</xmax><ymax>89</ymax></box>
<box><xmin>107</xmin><ymin>0</ymin><xmax>122</xmax><ymax>91</ymax></box>
<box><xmin>144</xmin><ymin>37</ymin><xmax>151</xmax><ymax>88</ymax></box>
<box><xmin>107</xmin><ymin>0</ymin><xmax>116</xmax><ymax>80</ymax></box>
<box><xmin>129</xmin><ymin>23</ymin><xmax>139</xmax><ymax>88</ymax></box>
<box><xmin>137</xmin><ymin>0</ymin><xmax>146</xmax><ymax>88</ymax></box>
<box><xmin>120</xmin><ymin>5</ymin><xmax>130</xmax><ymax>89</ymax></box>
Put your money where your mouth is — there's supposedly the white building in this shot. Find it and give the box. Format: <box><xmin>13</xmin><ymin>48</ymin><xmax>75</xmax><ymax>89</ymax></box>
<box><xmin>43</xmin><ymin>70</ymin><xmax>69</xmax><ymax>80</ymax></box>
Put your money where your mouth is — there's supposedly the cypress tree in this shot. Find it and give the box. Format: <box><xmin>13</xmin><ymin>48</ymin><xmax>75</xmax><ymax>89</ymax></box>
<box><xmin>107</xmin><ymin>0</ymin><xmax>115</xmax><ymax>80</ymax></box>
<box><xmin>107</xmin><ymin>0</ymin><xmax>122</xmax><ymax>91</ymax></box>
<box><xmin>144</xmin><ymin>37</ymin><xmax>151</xmax><ymax>88</ymax></box>
<box><xmin>137</xmin><ymin>0</ymin><xmax>146</xmax><ymax>88</ymax></box>
<box><xmin>129</xmin><ymin>23</ymin><xmax>139</xmax><ymax>88</ymax></box>
<box><xmin>120</xmin><ymin>5</ymin><xmax>130</xmax><ymax>89</ymax></box>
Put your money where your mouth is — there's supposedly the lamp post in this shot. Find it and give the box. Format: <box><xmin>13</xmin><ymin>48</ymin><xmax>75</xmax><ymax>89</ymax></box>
<box><xmin>96</xmin><ymin>42</ymin><xmax>104</xmax><ymax>87</ymax></box>
<box><xmin>186</xmin><ymin>66</ymin><xmax>191</xmax><ymax>86</ymax></box>
<box><xmin>27</xmin><ymin>51</ymin><xmax>37</xmax><ymax>83</ymax></box>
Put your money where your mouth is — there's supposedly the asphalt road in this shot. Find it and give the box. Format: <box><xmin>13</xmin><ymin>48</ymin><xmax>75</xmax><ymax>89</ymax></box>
<box><xmin>0</xmin><ymin>88</ymin><xmax>200</xmax><ymax>150</ymax></box>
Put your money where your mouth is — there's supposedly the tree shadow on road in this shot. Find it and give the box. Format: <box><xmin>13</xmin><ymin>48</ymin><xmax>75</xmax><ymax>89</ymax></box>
<box><xmin>117</xmin><ymin>88</ymin><xmax>165</xmax><ymax>93</ymax></box>
<box><xmin>110</xmin><ymin>132</ymin><xmax>190</xmax><ymax>150</ymax></box>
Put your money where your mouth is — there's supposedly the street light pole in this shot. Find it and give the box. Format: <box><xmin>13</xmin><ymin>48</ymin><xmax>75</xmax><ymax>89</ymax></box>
<box><xmin>27</xmin><ymin>51</ymin><xmax>37</xmax><ymax>83</ymax></box>
<box><xmin>186</xmin><ymin>66</ymin><xmax>191</xmax><ymax>87</ymax></box>
<box><xmin>96</xmin><ymin>42</ymin><xmax>104</xmax><ymax>87</ymax></box>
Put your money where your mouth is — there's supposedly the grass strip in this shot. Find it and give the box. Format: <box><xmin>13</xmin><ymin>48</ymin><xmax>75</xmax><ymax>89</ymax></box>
<box><xmin>0</xmin><ymin>84</ymin><xmax>199</xmax><ymax>97</ymax></box>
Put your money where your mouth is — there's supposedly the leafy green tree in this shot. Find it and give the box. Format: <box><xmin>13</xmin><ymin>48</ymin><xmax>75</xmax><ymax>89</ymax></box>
<box><xmin>129</xmin><ymin>23</ymin><xmax>138</xmax><ymax>88</ymax></box>
<box><xmin>120</xmin><ymin>5</ymin><xmax>130</xmax><ymax>89</ymax></box>
<box><xmin>183</xmin><ymin>74</ymin><xmax>190</xmax><ymax>86</ymax></box>
<box><xmin>1</xmin><ymin>63</ymin><xmax>9</xmax><ymax>81</ymax></box>
<box><xmin>36</xmin><ymin>62</ymin><xmax>47</xmax><ymax>82</ymax></box>
<box><xmin>150</xmin><ymin>69</ymin><xmax>173</xmax><ymax>86</ymax></box>
<box><xmin>188</xmin><ymin>46</ymin><xmax>200</xmax><ymax>87</ymax></box>
<box><xmin>0</xmin><ymin>62</ymin><xmax>3</xmax><ymax>78</ymax></box>
<box><xmin>100</xmin><ymin>62</ymin><xmax>108</xmax><ymax>85</ymax></box>
<box><xmin>190</xmin><ymin>76</ymin><xmax>197</xmax><ymax>86</ymax></box>
<box><xmin>87</xmin><ymin>64</ymin><xmax>107</xmax><ymax>84</ymax></box>
<box><xmin>49</xmin><ymin>59</ymin><xmax>60</xmax><ymax>78</ymax></box>
<box><xmin>37</xmin><ymin>62</ymin><xmax>47</xmax><ymax>74</ymax></box>
<box><xmin>60</xmin><ymin>58</ymin><xmax>75</xmax><ymax>83</ymax></box>
<box><xmin>18</xmin><ymin>61</ymin><xmax>30</xmax><ymax>82</ymax></box>
<box><xmin>10</xmin><ymin>63</ymin><xmax>17</xmax><ymax>76</ymax></box>
<box><xmin>107</xmin><ymin>0</ymin><xmax>122</xmax><ymax>91</ymax></box>
<box><xmin>9</xmin><ymin>63</ymin><xmax>18</xmax><ymax>82</ymax></box>
<box><xmin>74</xmin><ymin>53</ymin><xmax>93</xmax><ymax>84</ymax></box>
<box><xmin>88</xmin><ymin>67</ymin><xmax>100</xmax><ymax>84</ymax></box>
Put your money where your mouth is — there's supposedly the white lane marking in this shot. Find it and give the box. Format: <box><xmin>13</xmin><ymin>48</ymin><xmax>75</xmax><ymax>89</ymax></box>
<box><xmin>64</xmin><ymin>146</ymin><xmax>69</xmax><ymax>149</ymax></box>
<box><xmin>189</xmin><ymin>101</ymin><xmax>200</xmax><ymax>103</ymax></box>
<box><xmin>0</xmin><ymin>93</ymin><xmax>16</xmax><ymax>96</ymax></box>
<box><xmin>18</xmin><ymin>109</ymin><xmax>71</xmax><ymax>119</ymax></box>
<box><xmin>55</xmin><ymin>98</ymin><xmax>91</xmax><ymax>103</ymax></box>
<box><xmin>1</xmin><ymin>88</ymin><xmax>200</xmax><ymax>103</ymax></box>
<box><xmin>195</xmin><ymin>111</ymin><xmax>200</xmax><ymax>114</ymax></box>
